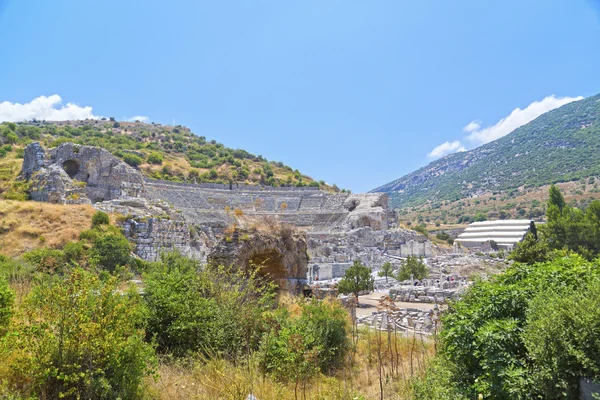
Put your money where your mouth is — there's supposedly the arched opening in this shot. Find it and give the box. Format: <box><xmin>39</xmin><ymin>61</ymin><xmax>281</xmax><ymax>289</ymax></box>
<box><xmin>357</xmin><ymin>215</ymin><xmax>372</xmax><ymax>228</ymax></box>
<box><xmin>248</xmin><ymin>249</ymin><xmax>287</xmax><ymax>287</ymax></box>
<box><xmin>62</xmin><ymin>160</ymin><xmax>80</xmax><ymax>178</ymax></box>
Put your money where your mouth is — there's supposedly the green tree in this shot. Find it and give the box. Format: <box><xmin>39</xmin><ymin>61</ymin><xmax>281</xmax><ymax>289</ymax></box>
<box><xmin>529</xmin><ymin>220</ymin><xmax>538</xmax><ymax>240</ymax></box>
<box><xmin>509</xmin><ymin>232</ymin><xmax>549</xmax><ymax>264</ymax></box>
<box><xmin>144</xmin><ymin>252</ymin><xmax>275</xmax><ymax>358</ymax></box>
<box><xmin>396</xmin><ymin>256</ymin><xmax>428</xmax><ymax>281</ymax></box>
<box><xmin>337</xmin><ymin>260</ymin><xmax>374</xmax><ymax>305</ymax></box>
<box><xmin>548</xmin><ymin>184</ymin><xmax>566</xmax><ymax>212</ymax></box>
<box><xmin>431</xmin><ymin>254</ymin><xmax>600</xmax><ymax>399</ymax></box>
<box><xmin>377</xmin><ymin>261</ymin><xmax>394</xmax><ymax>283</ymax></box>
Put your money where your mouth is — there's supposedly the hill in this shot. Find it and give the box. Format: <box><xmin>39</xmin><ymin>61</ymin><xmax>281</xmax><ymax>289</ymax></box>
<box><xmin>372</xmin><ymin>93</ymin><xmax>600</xmax><ymax>209</ymax></box>
<box><xmin>0</xmin><ymin>119</ymin><xmax>343</xmax><ymax>193</ymax></box>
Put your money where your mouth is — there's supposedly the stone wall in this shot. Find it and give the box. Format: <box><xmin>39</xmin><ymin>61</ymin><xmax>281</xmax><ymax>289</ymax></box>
<box><xmin>123</xmin><ymin>218</ymin><xmax>205</xmax><ymax>261</ymax></box>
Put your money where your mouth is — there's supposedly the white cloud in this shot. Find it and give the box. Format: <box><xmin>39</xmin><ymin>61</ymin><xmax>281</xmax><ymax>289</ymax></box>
<box><xmin>427</xmin><ymin>140</ymin><xmax>466</xmax><ymax>159</ymax></box>
<box><xmin>0</xmin><ymin>95</ymin><xmax>100</xmax><ymax>122</ymax></box>
<box><xmin>465</xmin><ymin>95</ymin><xmax>583</xmax><ymax>145</ymax></box>
<box><xmin>127</xmin><ymin>115</ymin><xmax>149</xmax><ymax>122</ymax></box>
<box><xmin>463</xmin><ymin>120</ymin><xmax>481</xmax><ymax>133</ymax></box>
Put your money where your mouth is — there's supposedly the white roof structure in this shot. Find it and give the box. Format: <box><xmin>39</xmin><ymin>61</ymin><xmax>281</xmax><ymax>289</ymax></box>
<box><xmin>455</xmin><ymin>219</ymin><xmax>532</xmax><ymax>248</ymax></box>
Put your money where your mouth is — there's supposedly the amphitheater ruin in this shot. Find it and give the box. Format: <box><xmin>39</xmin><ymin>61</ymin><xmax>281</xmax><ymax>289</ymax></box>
<box><xmin>20</xmin><ymin>142</ymin><xmax>443</xmax><ymax>292</ymax></box>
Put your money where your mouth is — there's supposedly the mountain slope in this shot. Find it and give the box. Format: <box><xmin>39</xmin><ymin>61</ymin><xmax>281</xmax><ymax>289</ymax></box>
<box><xmin>0</xmin><ymin>119</ymin><xmax>343</xmax><ymax>192</ymax></box>
<box><xmin>372</xmin><ymin>93</ymin><xmax>600</xmax><ymax>208</ymax></box>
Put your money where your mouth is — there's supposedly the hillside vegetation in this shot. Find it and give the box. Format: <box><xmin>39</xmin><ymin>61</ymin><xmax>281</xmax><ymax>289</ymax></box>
<box><xmin>399</xmin><ymin>177</ymin><xmax>600</xmax><ymax>230</ymax></box>
<box><xmin>373</xmin><ymin>93</ymin><xmax>600</xmax><ymax>208</ymax></box>
<box><xmin>0</xmin><ymin>119</ymin><xmax>344</xmax><ymax>191</ymax></box>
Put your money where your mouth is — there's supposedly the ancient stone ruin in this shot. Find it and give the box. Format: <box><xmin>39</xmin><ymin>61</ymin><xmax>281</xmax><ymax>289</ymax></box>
<box><xmin>22</xmin><ymin>142</ymin><xmax>143</xmax><ymax>204</ymax></box>
<box><xmin>20</xmin><ymin>142</ymin><xmax>435</xmax><ymax>291</ymax></box>
<box><xmin>207</xmin><ymin>228</ymin><xmax>309</xmax><ymax>292</ymax></box>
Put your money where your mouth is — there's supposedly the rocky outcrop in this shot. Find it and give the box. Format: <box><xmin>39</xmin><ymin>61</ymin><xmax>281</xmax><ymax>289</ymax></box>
<box><xmin>207</xmin><ymin>229</ymin><xmax>309</xmax><ymax>292</ymax></box>
<box><xmin>340</xmin><ymin>193</ymin><xmax>389</xmax><ymax>230</ymax></box>
<box><xmin>21</xmin><ymin>142</ymin><xmax>143</xmax><ymax>204</ymax></box>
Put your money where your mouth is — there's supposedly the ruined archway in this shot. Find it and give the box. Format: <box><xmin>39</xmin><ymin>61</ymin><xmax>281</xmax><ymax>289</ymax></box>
<box><xmin>62</xmin><ymin>160</ymin><xmax>80</xmax><ymax>178</ymax></box>
<box><xmin>248</xmin><ymin>249</ymin><xmax>287</xmax><ymax>285</ymax></box>
<box><xmin>207</xmin><ymin>230</ymin><xmax>309</xmax><ymax>293</ymax></box>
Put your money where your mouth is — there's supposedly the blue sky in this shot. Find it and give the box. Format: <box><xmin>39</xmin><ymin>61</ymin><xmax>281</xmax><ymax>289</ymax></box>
<box><xmin>0</xmin><ymin>0</ymin><xmax>599</xmax><ymax>193</ymax></box>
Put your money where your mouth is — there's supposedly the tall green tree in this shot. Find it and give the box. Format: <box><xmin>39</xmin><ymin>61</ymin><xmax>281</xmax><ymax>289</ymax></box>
<box><xmin>396</xmin><ymin>256</ymin><xmax>428</xmax><ymax>281</ymax></box>
<box><xmin>377</xmin><ymin>262</ymin><xmax>394</xmax><ymax>283</ymax></box>
<box><xmin>548</xmin><ymin>184</ymin><xmax>566</xmax><ymax>212</ymax></box>
<box><xmin>337</xmin><ymin>260</ymin><xmax>374</xmax><ymax>305</ymax></box>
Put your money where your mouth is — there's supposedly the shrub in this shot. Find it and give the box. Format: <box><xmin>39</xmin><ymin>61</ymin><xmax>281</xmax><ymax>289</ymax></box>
<box><xmin>63</xmin><ymin>240</ymin><xmax>86</xmax><ymax>264</ymax></box>
<box><xmin>435</xmin><ymin>231</ymin><xmax>450</xmax><ymax>241</ymax></box>
<box><xmin>122</xmin><ymin>153</ymin><xmax>143</xmax><ymax>167</ymax></box>
<box><xmin>147</xmin><ymin>152</ymin><xmax>164</xmax><ymax>165</ymax></box>
<box><xmin>259</xmin><ymin>298</ymin><xmax>350</xmax><ymax>385</ymax></box>
<box><xmin>1</xmin><ymin>269</ymin><xmax>155</xmax><ymax>398</ymax></box>
<box><xmin>91</xmin><ymin>210</ymin><xmax>110</xmax><ymax>228</ymax></box>
<box><xmin>22</xmin><ymin>248</ymin><xmax>65</xmax><ymax>273</ymax></box>
<box><xmin>523</xmin><ymin>278</ymin><xmax>600</xmax><ymax>398</ymax></box>
<box><xmin>91</xmin><ymin>232</ymin><xmax>131</xmax><ymax>272</ymax></box>
<box><xmin>143</xmin><ymin>252</ymin><xmax>275</xmax><ymax>358</ymax></box>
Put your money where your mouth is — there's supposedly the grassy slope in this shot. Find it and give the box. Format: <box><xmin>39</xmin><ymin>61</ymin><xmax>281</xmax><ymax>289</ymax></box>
<box><xmin>0</xmin><ymin>200</ymin><xmax>95</xmax><ymax>257</ymax></box>
<box><xmin>374</xmin><ymin>93</ymin><xmax>600</xmax><ymax>208</ymax></box>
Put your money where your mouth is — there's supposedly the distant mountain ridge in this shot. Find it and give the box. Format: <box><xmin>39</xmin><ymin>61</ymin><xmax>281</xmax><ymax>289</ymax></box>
<box><xmin>372</xmin><ymin>93</ymin><xmax>600</xmax><ymax>209</ymax></box>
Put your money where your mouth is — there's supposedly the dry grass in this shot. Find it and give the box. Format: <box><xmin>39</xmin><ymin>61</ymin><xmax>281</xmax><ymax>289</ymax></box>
<box><xmin>144</xmin><ymin>294</ymin><xmax>435</xmax><ymax>400</ymax></box>
<box><xmin>0</xmin><ymin>200</ymin><xmax>96</xmax><ymax>257</ymax></box>
<box><xmin>144</xmin><ymin>328</ymin><xmax>434</xmax><ymax>400</ymax></box>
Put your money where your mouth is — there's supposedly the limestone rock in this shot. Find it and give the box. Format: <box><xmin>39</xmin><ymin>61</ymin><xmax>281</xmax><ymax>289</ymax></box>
<box><xmin>22</xmin><ymin>142</ymin><xmax>143</xmax><ymax>203</ymax></box>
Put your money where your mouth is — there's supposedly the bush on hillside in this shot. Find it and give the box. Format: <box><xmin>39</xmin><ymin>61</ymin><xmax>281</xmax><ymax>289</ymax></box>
<box><xmin>147</xmin><ymin>152</ymin><xmax>164</xmax><ymax>165</ymax></box>
<box><xmin>91</xmin><ymin>210</ymin><xmax>110</xmax><ymax>228</ymax></box>
<box><xmin>122</xmin><ymin>153</ymin><xmax>143</xmax><ymax>167</ymax></box>
<box><xmin>0</xmin><ymin>269</ymin><xmax>155</xmax><ymax>399</ymax></box>
<box><xmin>259</xmin><ymin>298</ymin><xmax>350</xmax><ymax>384</ymax></box>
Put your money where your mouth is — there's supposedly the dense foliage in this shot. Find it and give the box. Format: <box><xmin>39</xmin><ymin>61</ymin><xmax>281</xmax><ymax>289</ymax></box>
<box><xmin>375</xmin><ymin>93</ymin><xmax>600</xmax><ymax>208</ymax></box>
<box><xmin>0</xmin><ymin>269</ymin><xmax>156</xmax><ymax>399</ymax></box>
<box><xmin>143</xmin><ymin>252</ymin><xmax>275</xmax><ymax>358</ymax></box>
<box><xmin>259</xmin><ymin>299</ymin><xmax>350</xmax><ymax>385</ymax></box>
